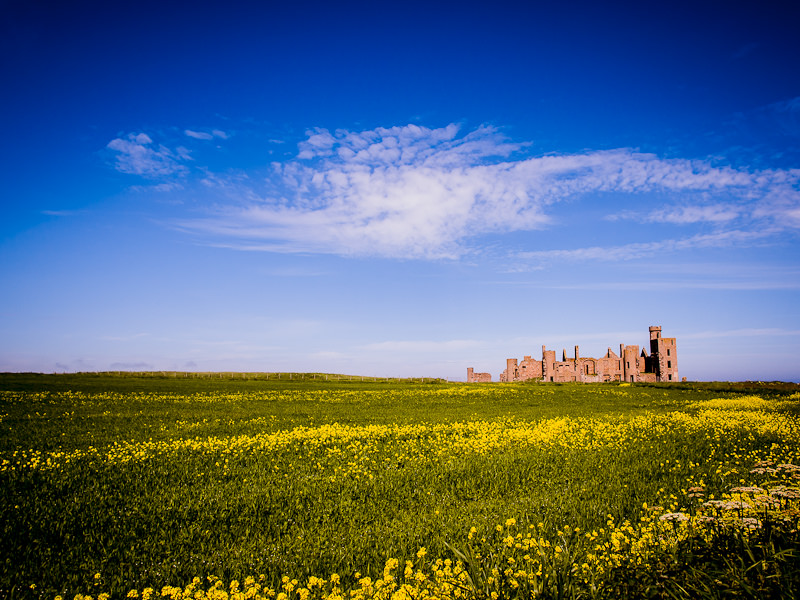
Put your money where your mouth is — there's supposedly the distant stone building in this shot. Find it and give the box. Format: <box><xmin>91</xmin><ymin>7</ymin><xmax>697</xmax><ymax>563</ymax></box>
<box><xmin>466</xmin><ymin>367</ymin><xmax>492</xmax><ymax>383</ymax></box>
<box><xmin>468</xmin><ymin>326</ymin><xmax>678</xmax><ymax>383</ymax></box>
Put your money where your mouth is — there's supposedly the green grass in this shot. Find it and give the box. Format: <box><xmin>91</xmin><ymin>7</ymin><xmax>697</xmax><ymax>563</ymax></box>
<box><xmin>1</xmin><ymin>374</ymin><xmax>799</xmax><ymax>600</ymax></box>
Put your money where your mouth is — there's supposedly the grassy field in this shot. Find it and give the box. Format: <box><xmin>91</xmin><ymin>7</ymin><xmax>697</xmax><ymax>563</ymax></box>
<box><xmin>1</xmin><ymin>374</ymin><xmax>799</xmax><ymax>600</ymax></box>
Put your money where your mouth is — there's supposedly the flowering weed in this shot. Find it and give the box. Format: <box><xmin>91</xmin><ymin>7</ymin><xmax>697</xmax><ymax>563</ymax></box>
<box><xmin>0</xmin><ymin>378</ymin><xmax>798</xmax><ymax>599</ymax></box>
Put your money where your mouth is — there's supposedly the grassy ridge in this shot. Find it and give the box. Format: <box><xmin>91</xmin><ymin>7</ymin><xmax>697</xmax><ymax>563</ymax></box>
<box><xmin>0</xmin><ymin>373</ymin><xmax>448</xmax><ymax>393</ymax></box>
<box><xmin>1</xmin><ymin>376</ymin><xmax>799</xmax><ymax>600</ymax></box>
<box><xmin>1</xmin><ymin>372</ymin><xmax>797</xmax><ymax>393</ymax></box>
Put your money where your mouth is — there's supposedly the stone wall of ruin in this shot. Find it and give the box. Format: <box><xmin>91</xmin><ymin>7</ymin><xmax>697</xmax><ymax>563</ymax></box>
<box><xmin>466</xmin><ymin>367</ymin><xmax>492</xmax><ymax>383</ymax></box>
<box><xmin>481</xmin><ymin>326</ymin><xmax>677</xmax><ymax>384</ymax></box>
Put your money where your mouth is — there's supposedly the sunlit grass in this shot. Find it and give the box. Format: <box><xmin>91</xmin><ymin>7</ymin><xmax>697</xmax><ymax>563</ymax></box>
<box><xmin>1</xmin><ymin>377</ymin><xmax>798</xmax><ymax>599</ymax></box>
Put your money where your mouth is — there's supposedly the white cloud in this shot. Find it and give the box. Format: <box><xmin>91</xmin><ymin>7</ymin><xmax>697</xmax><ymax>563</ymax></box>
<box><xmin>107</xmin><ymin>133</ymin><xmax>188</xmax><ymax>177</ymax></box>
<box><xmin>541</xmin><ymin>279</ymin><xmax>800</xmax><ymax>291</ymax></box>
<box><xmin>755</xmin><ymin>96</ymin><xmax>800</xmax><ymax>138</ymax></box>
<box><xmin>516</xmin><ymin>230</ymin><xmax>774</xmax><ymax>264</ymax></box>
<box><xmin>185</xmin><ymin>129</ymin><xmax>229</xmax><ymax>140</ymax></box>
<box><xmin>182</xmin><ymin>124</ymin><xmax>554</xmax><ymax>258</ymax></box>
<box><xmin>609</xmin><ymin>204</ymin><xmax>743</xmax><ymax>224</ymax></box>
<box><xmin>164</xmin><ymin>123</ymin><xmax>800</xmax><ymax>260</ymax></box>
<box><xmin>41</xmin><ymin>209</ymin><xmax>84</xmax><ymax>217</ymax></box>
<box><xmin>185</xmin><ymin>130</ymin><xmax>213</xmax><ymax>140</ymax></box>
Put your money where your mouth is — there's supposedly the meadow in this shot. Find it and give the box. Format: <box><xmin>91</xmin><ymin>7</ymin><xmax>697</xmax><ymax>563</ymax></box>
<box><xmin>1</xmin><ymin>374</ymin><xmax>799</xmax><ymax>600</ymax></box>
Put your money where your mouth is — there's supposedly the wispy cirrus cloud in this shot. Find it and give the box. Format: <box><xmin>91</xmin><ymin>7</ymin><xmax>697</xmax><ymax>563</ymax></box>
<box><xmin>539</xmin><ymin>264</ymin><xmax>800</xmax><ymax>290</ymax></box>
<box><xmin>181</xmin><ymin>124</ymin><xmax>552</xmax><ymax>258</ymax></box>
<box><xmin>516</xmin><ymin>230</ymin><xmax>774</xmax><ymax>264</ymax></box>
<box><xmin>41</xmin><ymin>209</ymin><xmax>86</xmax><ymax>217</ymax></box>
<box><xmin>608</xmin><ymin>204</ymin><xmax>744</xmax><ymax>224</ymax></box>
<box><xmin>185</xmin><ymin>129</ymin><xmax>228</xmax><ymax>140</ymax></box>
<box><xmin>107</xmin><ymin>133</ymin><xmax>190</xmax><ymax>178</ymax></box>
<box><xmin>110</xmin><ymin>123</ymin><xmax>800</xmax><ymax>260</ymax></box>
<box><xmin>707</xmin><ymin>95</ymin><xmax>800</xmax><ymax>169</ymax></box>
<box><xmin>751</xmin><ymin>96</ymin><xmax>800</xmax><ymax>139</ymax></box>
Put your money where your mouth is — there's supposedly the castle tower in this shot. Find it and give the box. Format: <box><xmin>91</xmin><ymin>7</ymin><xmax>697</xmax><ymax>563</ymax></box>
<box><xmin>506</xmin><ymin>358</ymin><xmax>519</xmax><ymax>382</ymax></box>
<box><xmin>649</xmin><ymin>325</ymin><xmax>678</xmax><ymax>382</ymax></box>
<box><xmin>541</xmin><ymin>345</ymin><xmax>556</xmax><ymax>382</ymax></box>
<box><xmin>622</xmin><ymin>345</ymin><xmax>640</xmax><ymax>382</ymax></box>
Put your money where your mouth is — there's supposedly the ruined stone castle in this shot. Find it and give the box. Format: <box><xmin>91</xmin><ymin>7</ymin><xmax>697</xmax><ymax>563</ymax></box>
<box><xmin>467</xmin><ymin>326</ymin><xmax>678</xmax><ymax>383</ymax></box>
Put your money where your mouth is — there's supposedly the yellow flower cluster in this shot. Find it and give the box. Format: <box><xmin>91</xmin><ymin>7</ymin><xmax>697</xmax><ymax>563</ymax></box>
<box><xmin>689</xmin><ymin>395</ymin><xmax>796</xmax><ymax>411</ymax></box>
<box><xmin>0</xmin><ymin>386</ymin><xmax>513</xmax><ymax>409</ymax></box>
<box><xmin>26</xmin><ymin>392</ymin><xmax>800</xmax><ymax>599</ymax></box>
<box><xmin>7</xmin><ymin>396</ymin><xmax>798</xmax><ymax>479</ymax></box>
<box><xmin>72</xmin><ymin>471</ymin><xmax>800</xmax><ymax>600</ymax></box>
<box><xmin>74</xmin><ymin>560</ymin><xmax>476</xmax><ymax>600</ymax></box>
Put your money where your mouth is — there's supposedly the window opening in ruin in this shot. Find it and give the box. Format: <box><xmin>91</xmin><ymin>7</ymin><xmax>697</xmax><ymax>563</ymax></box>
<box><xmin>667</xmin><ymin>349</ymin><xmax>671</xmax><ymax>356</ymax></box>
<box><xmin>668</xmin><ymin>374</ymin><xmax>672</xmax><ymax>381</ymax></box>
<box><xmin>630</xmin><ymin>376</ymin><xmax>634</xmax><ymax>382</ymax></box>
<box><xmin>667</xmin><ymin>361</ymin><xmax>671</xmax><ymax>368</ymax></box>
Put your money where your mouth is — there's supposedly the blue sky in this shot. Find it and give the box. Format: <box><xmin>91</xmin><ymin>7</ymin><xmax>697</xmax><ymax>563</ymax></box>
<box><xmin>2</xmin><ymin>0</ymin><xmax>799</xmax><ymax>381</ymax></box>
